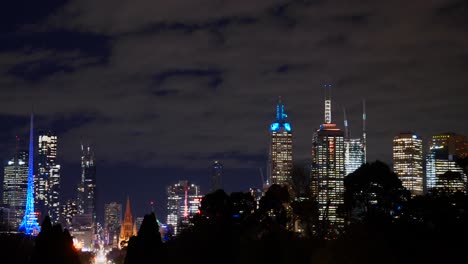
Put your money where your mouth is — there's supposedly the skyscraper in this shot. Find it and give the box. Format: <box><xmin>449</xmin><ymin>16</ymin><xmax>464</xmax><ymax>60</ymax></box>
<box><xmin>2</xmin><ymin>141</ymin><xmax>28</xmax><ymax>228</ymax></box>
<box><xmin>105</xmin><ymin>202</ymin><xmax>122</xmax><ymax>248</ymax></box>
<box><xmin>393</xmin><ymin>133</ymin><xmax>424</xmax><ymax>196</ymax></box>
<box><xmin>119</xmin><ymin>197</ymin><xmax>134</xmax><ymax>248</ymax></box>
<box><xmin>210</xmin><ymin>161</ymin><xmax>223</xmax><ymax>192</ymax></box>
<box><xmin>77</xmin><ymin>145</ymin><xmax>96</xmax><ymax>229</ymax></box>
<box><xmin>310</xmin><ymin>85</ymin><xmax>345</xmax><ymax>237</ymax></box>
<box><xmin>426</xmin><ymin>133</ymin><xmax>468</xmax><ymax>192</ymax></box>
<box><xmin>343</xmin><ymin>104</ymin><xmax>366</xmax><ymax>176</ymax></box>
<box><xmin>35</xmin><ymin>131</ymin><xmax>61</xmax><ymax>223</ymax></box>
<box><xmin>268</xmin><ymin>97</ymin><xmax>293</xmax><ymax>186</ymax></box>
<box><xmin>18</xmin><ymin>114</ymin><xmax>41</xmax><ymax>235</ymax></box>
<box><xmin>166</xmin><ymin>180</ymin><xmax>201</xmax><ymax>236</ymax></box>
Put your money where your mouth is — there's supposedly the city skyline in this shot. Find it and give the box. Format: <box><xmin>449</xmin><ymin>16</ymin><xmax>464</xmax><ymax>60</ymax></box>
<box><xmin>1</xmin><ymin>0</ymin><xmax>467</xmax><ymax>227</ymax></box>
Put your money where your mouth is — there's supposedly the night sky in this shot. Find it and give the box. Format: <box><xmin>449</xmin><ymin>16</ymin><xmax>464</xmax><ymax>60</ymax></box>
<box><xmin>1</xmin><ymin>0</ymin><xmax>467</xmax><ymax>223</ymax></box>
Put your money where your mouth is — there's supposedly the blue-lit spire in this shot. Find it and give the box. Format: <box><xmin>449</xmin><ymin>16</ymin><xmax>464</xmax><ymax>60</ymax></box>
<box><xmin>270</xmin><ymin>96</ymin><xmax>291</xmax><ymax>132</ymax></box>
<box><xmin>18</xmin><ymin>114</ymin><xmax>41</xmax><ymax>235</ymax></box>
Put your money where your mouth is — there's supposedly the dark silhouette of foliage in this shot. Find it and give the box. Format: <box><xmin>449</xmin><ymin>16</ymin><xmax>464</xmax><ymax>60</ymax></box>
<box><xmin>344</xmin><ymin>161</ymin><xmax>410</xmax><ymax>223</ymax></box>
<box><xmin>30</xmin><ymin>215</ymin><xmax>80</xmax><ymax>264</ymax></box>
<box><xmin>124</xmin><ymin>212</ymin><xmax>164</xmax><ymax>264</ymax></box>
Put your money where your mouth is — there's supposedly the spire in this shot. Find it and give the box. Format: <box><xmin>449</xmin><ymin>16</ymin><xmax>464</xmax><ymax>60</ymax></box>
<box><xmin>276</xmin><ymin>96</ymin><xmax>287</xmax><ymax>122</ymax></box>
<box><xmin>343</xmin><ymin>107</ymin><xmax>350</xmax><ymax>139</ymax></box>
<box><xmin>324</xmin><ymin>84</ymin><xmax>332</xmax><ymax>124</ymax></box>
<box><xmin>18</xmin><ymin>113</ymin><xmax>41</xmax><ymax>235</ymax></box>
<box><xmin>124</xmin><ymin>196</ymin><xmax>132</xmax><ymax>221</ymax></box>
<box><xmin>362</xmin><ymin>100</ymin><xmax>367</xmax><ymax>163</ymax></box>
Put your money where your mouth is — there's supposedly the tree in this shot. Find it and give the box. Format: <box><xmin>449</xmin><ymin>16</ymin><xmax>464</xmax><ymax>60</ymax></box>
<box><xmin>30</xmin><ymin>216</ymin><xmax>80</xmax><ymax>264</ymax></box>
<box><xmin>124</xmin><ymin>213</ymin><xmax>164</xmax><ymax>264</ymax></box>
<box><xmin>344</xmin><ymin>161</ymin><xmax>410</xmax><ymax>224</ymax></box>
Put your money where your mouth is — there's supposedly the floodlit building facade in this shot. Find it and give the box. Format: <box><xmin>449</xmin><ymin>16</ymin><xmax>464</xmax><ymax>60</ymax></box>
<box><xmin>35</xmin><ymin>131</ymin><xmax>61</xmax><ymax>224</ymax></box>
<box><xmin>310</xmin><ymin>86</ymin><xmax>345</xmax><ymax>237</ymax></box>
<box><xmin>166</xmin><ymin>180</ymin><xmax>201</xmax><ymax>235</ymax></box>
<box><xmin>426</xmin><ymin>133</ymin><xmax>468</xmax><ymax>193</ymax></box>
<box><xmin>119</xmin><ymin>197</ymin><xmax>135</xmax><ymax>248</ymax></box>
<box><xmin>268</xmin><ymin>97</ymin><xmax>293</xmax><ymax>186</ymax></box>
<box><xmin>393</xmin><ymin>133</ymin><xmax>424</xmax><ymax>196</ymax></box>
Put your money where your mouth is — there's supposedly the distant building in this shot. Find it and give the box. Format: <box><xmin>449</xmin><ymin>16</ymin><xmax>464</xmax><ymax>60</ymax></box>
<box><xmin>70</xmin><ymin>213</ymin><xmax>94</xmax><ymax>251</ymax></box>
<box><xmin>310</xmin><ymin>85</ymin><xmax>345</xmax><ymax>237</ymax></box>
<box><xmin>393</xmin><ymin>133</ymin><xmax>424</xmax><ymax>196</ymax></box>
<box><xmin>77</xmin><ymin>145</ymin><xmax>96</xmax><ymax>230</ymax></box>
<box><xmin>104</xmin><ymin>202</ymin><xmax>122</xmax><ymax>248</ymax></box>
<box><xmin>35</xmin><ymin>131</ymin><xmax>61</xmax><ymax>224</ymax></box>
<box><xmin>118</xmin><ymin>197</ymin><xmax>135</xmax><ymax>248</ymax></box>
<box><xmin>268</xmin><ymin>97</ymin><xmax>293</xmax><ymax>186</ymax></box>
<box><xmin>166</xmin><ymin>180</ymin><xmax>201</xmax><ymax>235</ymax></box>
<box><xmin>61</xmin><ymin>199</ymin><xmax>78</xmax><ymax>228</ymax></box>
<box><xmin>343</xmin><ymin>103</ymin><xmax>366</xmax><ymax>176</ymax></box>
<box><xmin>210</xmin><ymin>161</ymin><xmax>223</xmax><ymax>192</ymax></box>
<box><xmin>2</xmin><ymin>147</ymin><xmax>28</xmax><ymax>228</ymax></box>
<box><xmin>426</xmin><ymin>133</ymin><xmax>468</xmax><ymax>192</ymax></box>
<box><xmin>134</xmin><ymin>217</ymin><xmax>144</xmax><ymax>234</ymax></box>
<box><xmin>0</xmin><ymin>207</ymin><xmax>17</xmax><ymax>231</ymax></box>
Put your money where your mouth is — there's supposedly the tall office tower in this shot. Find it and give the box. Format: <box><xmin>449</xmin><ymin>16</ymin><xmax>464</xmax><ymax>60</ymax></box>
<box><xmin>119</xmin><ymin>197</ymin><xmax>134</xmax><ymax>248</ymax></box>
<box><xmin>166</xmin><ymin>180</ymin><xmax>201</xmax><ymax>236</ymax></box>
<box><xmin>35</xmin><ymin>131</ymin><xmax>61</xmax><ymax>223</ymax></box>
<box><xmin>426</xmin><ymin>133</ymin><xmax>468</xmax><ymax>192</ymax></box>
<box><xmin>2</xmin><ymin>141</ymin><xmax>28</xmax><ymax>228</ymax></box>
<box><xmin>343</xmin><ymin>105</ymin><xmax>366</xmax><ymax>176</ymax></box>
<box><xmin>18</xmin><ymin>114</ymin><xmax>41</xmax><ymax>235</ymax></box>
<box><xmin>393</xmin><ymin>133</ymin><xmax>424</xmax><ymax>196</ymax></box>
<box><xmin>210</xmin><ymin>161</ymin><xmax>223</xmax><ymax>192</ymax></box>
<box><xmin>310</xmin><ymin>85</ymin><xmax>345</xmax><ymax>237</ymax></box>
<box><xmin>105</xmin><ymin>202</ymin><xmax>122</xmax><ymax>248</ymax></box>
<box><xmin>268</xmin><ymin>97</ymin><xmax>293</xmax><ymax>186</ymax></box>
<box><xmin>61</xmin><ymin>199</ymin><xmax>78</xmax><ymax>228</ymax></box>
<box><xmin>77</xmin><ymin>145</ymin><xmax>97</xmax><ymax>228</ymax></box>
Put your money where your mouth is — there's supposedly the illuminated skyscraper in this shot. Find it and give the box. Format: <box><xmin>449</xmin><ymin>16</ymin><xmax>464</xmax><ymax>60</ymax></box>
<box><xmin>35</xmin><ymin>131</ymin><xmax>61</xmax><ymax>223</ymax></box>
<box><xmin>268</xmin><ymin>97</ymin><xmax>293</xmax><ymax>186</ymax></box>
<box><xmin>343</xmin><ymin>104</ymin><xmax>366</xmax><ymax>176</ymax></box>
<box><xmin>18</xmin><ymin>114</ymin><xmax>41</xmax><ymax>235</ymax></box>
<box><xmin>2</xmin><ymin>142</ymin><xmax>28</xmax><ymax>228</ymax></box>
<box><xmin>77</xmin><ymin>145</ymin><xmax>96</xmax><ymax>229</ymax></box>
<box><xmin>393</xmin><ymin>133</ymin><xmax>424</xmax><ymax>196</ymax></box>
<box><xmin>310</xmin><ymin>85</ymin><xmax>345</xmax><ymax>237</ymax></box>
<box><xmin>210</xmin><ymin>161</ymin><xmax>223</xmax><ymax>192</ymax></box>
<box><xmin>166</xmin><ymin>180</ymin><xmax>201</xmax><ymax>235</ymax></box>
<box><xmin>105</xmin><ymin>202</ymin><xmax>122</xmax><ymax>248</ymax></box>
<box><xmin>426</xmin><ymin>133</ymin><xmax>468</xmax><ymax>192</ymax></box>
<box><xmin>119</xmin><ymin>197</ymin><xmax>135</xmax><ymax>248</ymax></box>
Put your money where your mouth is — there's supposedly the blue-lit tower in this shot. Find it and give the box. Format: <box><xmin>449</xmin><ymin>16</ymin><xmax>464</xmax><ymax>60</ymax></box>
<box><xmin>210</xmin><ymin>161</ymin><xmax>223</xmax><ymax>192</ymax></box>
<box><xmin>268</xmin><ymin>97</ymin><xmax>293</xmax><ymax>186</ymax></box>
<box><xmin>18</xmin><ymin>114</ymin><xmax>41</xmax><ymax>235</ymax></box>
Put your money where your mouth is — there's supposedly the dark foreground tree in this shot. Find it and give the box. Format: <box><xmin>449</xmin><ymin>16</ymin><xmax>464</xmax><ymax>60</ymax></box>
<box><xmin>30</xmin><ymin>216</ymin><xmax>80</xmax><ymax>264</ymax></box>
<box><xmin>124</xmin><ymin>213</ymin><xmax>164</xmax><ymax>264</ymax></box>
<box><xmin>344</xmin><ymin>160</ymin><xmax>410</xmax><ymax>223</ymax></box>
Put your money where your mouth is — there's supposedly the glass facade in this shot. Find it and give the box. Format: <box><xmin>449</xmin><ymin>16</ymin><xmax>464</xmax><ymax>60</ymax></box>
<box><xmin>311</xmin><ymin>124</ymin><xmax>345</xmax><ymax>236</ymax></box>
<box><xmin>344</xmin><ymin>138</ymin><xmax>365</xmax><ymax>176</ymax></box>
<box><xmin>2</xmin><ymin>150</ymin><xmax>28</xmax><ymax>228</ymax></box>
<box><xmin>426</xmin><ymin>133</ymin><xmax>468</xmax><ymax>193</ymax></box>
<box><xmin>105</xmin><ymin>202</ymin><xmax>122</xmax><ymax>247</ymax></box>
<box><xmin>36</xmin><ymin>131</ymin><xmax>61</xmax><ymax>224</ymax></box>
<box><xmin>166</xmin><ymin>180</ymin><xmax>201</xmax><ymax>235</ymax></box>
